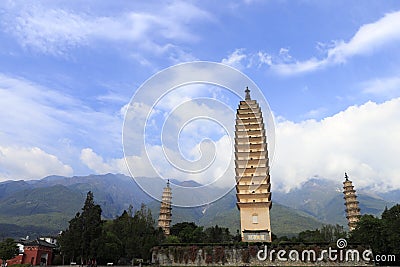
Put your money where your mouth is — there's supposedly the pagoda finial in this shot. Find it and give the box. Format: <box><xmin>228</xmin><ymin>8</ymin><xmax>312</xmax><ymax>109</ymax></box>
<box><xmin>345</xmin><ymin>172</ymin><xmax>349</xmax><ymax>180</ymax></box>
<box><xmin>167</xmin><ymin>179</ymin><xmax>170</xmax><ymax>187</ymax></box>
<box><xmin>245</xmin><ymin>87</ymin><xmax>251</xmax><ymax>100</ymax></box>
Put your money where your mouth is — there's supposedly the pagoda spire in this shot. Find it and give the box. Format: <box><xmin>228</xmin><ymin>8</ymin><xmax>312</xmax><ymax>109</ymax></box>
<box><xmin>245</xmin><ymin>87</ymin><xmax>251</xmax><ymax>100</ymax></box>
<box><xmin>343</xmin><ymin>173</ymin><xmax>361</xmax><ymax>231</ymax></box>
<box><xmin>158</xmin><ymin>180</ymin><xmax>172</xmax><ymax>236</ymax></box>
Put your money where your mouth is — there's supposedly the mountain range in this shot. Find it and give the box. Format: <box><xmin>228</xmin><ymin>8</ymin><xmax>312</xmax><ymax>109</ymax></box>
<box><xmin>0</xmin><ymin>173</ymin><xmax>397</xmax><ymax>239</ymax></box>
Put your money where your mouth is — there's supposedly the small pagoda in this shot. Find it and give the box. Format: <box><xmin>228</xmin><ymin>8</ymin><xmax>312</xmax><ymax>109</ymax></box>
<box><xmin>158</xmin><ymin>180</ymin><xmax>172</xmax><ymax>236</ymax></box>
<box><xmin>343</xmin><ymin>173</ymin><xmax>361</xmax><ymax>231</ymax></box>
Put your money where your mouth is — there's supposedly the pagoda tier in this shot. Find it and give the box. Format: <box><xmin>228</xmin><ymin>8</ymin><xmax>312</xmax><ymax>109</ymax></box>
<box><xmin>158</xmin><ymin>180</ymin><xmax>172</xmax><ymax>236</ymax></box>
<box><xmin>343</xmin><ymin>173</ymin><xmax>361</xmax><ymax>231</ymax></box>
<box><xmin>235</xmin><ymin>87</ymin><xmax>272</xmax><ymax>242</ymax></box>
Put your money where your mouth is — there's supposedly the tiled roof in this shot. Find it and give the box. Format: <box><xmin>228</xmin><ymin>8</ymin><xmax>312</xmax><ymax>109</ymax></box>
<box><xmin>21</xmin><ymin>239</ymin><xmax>57</xmax><ymax>248</ymax></box>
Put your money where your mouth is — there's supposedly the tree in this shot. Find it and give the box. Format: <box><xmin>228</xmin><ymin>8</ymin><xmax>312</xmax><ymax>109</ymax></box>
<box><xmin>80</xmin><ymin>191</ymin><xmax>102</xmax><ymax>260</ymax></box>
<box><xmin>320</xmin><ymin>224</ymin><xmax>346</xmax><ymax>242</ymax></box>
<box><xmin>381</xmin><ymin>204</ymin><xmax>400</xmax><ymax>255</ymax></box>
<box><xmin>170</xmin><ymin>222</ymin><xmax>198</xmax><ymax>237</ymax></box>
<box><xmin>59</xmin><ymin>212</ymin><xmax>83</xmax><ymax>263</ymax></box>
<box><xmin>131</xmin><ymin>204</ymin><xmax>163</xmax><ymax>260</ymax></box>
<box><xmin>59</xmin><ymin>191</ymin><xmax>102</xmax><ymax>264</ymax></box>
<box><xmin>164</xmin><ymin>235</ymin><xmax>180</xmax><ymax>244</ymax></box>
<box><xmin>0</xmin><ymin>238</ymin><xmax>18</xmax><ymax>266</ymax></box>
<box><xmin>297</xmin><ymin>229</ymin><xmax>324</xmax><ymax>243</ymax></box>
<box><xmin>170</xmin><ymin>222</ymin><xmax>204</xmax><ymax>243</ymax></box>
<box><xmin>204</xmin><ymin>225</ymin><xmax>233</xmax><ymax>243</ymax></box>
<box><xmin>107</xmin><ymin>204</ymin><xmax>163</xmax><ymax>261</ymax></box>
<box><xmin>296</xmin><ymin>224</ymin><xmax>347</xmax><ymax>243</ymax></box>
<box><xmin>96</xmin><ymin>228</ymin><xmax>123</xmax><ymax>264</ymax></box>
<box><xmin>350</xmin><ymin>214</ymin><xmax>387</xmax><ymax>254</ymax></box>
<box><xmin>349</xmin><ymin>204</ymin><xmax>400</xmax><ymax>257</ymax></box>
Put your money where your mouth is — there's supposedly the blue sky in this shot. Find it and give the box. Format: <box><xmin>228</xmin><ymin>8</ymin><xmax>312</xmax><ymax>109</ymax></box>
<box><xmin>0</xmin><ymin>0</ymin><xmax>400</xmax><ymax>193</ymax></box>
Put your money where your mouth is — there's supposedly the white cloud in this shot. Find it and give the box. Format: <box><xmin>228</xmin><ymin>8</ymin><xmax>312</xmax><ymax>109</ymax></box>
<box><xmin>242</xmin><ymin>0</ymin><xmax>264</xmax><ymax>4</ymax></box>
<box><xmin>361</xmin><ymin>75</ymin><xmax>400</xmax><ymax>97</ymax></box>
<box><xmin>87</xmin><ymin>97</ymin><xmax>400</xmax><ymax>194</ymax></box>
<box><xmin>272</xmin><ymin>98</ymin><xmax>400</xmax><ymax>192</ymax></box>
<box><xmin>257</xmin><ymin>51</ymin><xmax>272</xmax><ymax>66</ymax></box>
<box><xmin>270</xmin><ymin>57</ymin><xmax>328</xmax><ymax>75</ymax></box>
<box><xmin>80</xmin><ymin>148</ymin><xmax>132</xmax><ymax>176</ymax></box>
<box><xmin>124</xmin><ymin>135</ymin><xmax>234</xmax><ymax>188</ymax></box>
<box><xmin>222</xmin><ymin>49</ymin><xmax>276</xmax><ymax>70</ymax></box>
<box><xmin>221</xmin><ymin>49</ymin><xmax>248</xmax><ymax>70</ymax></box>
<box><xmin>0</xmin><ymin>74</ymin><xmax>81</xmax><ymax>146</ymax></box>
<box><xmin>302</xmin><ymin>107</ymin><xmax>328</xmax><ymax>120</ymax></box>
<box><xmin>114</xmin><ymin>87</ymin><xmax>238</xmax><ymax>188</ymax></box>
<box><xmin>1</xmin><ymin>1</ymin><xmax>212</xmax><ymax>57</ymax></box>
<box><xmin>0</xmin><ymin>73</ymin><xmax>124</xmax><ymax>174</ymax></box>
<box><xmin>0</xmin><ymin>146</ymin><xmax>73</xmax><ymax>181</ymax></box>
<box><xmin>327</xmin><ymin>11</ymin><xmax>400</xmax><ymax>62</ymax></box>
<box><xmin>269</xmin><ymin>11</ymin><xmax>400</xmax><ymax>75</ymax></box>
<box><xmin>80</xmin><ymin>148</ymin><xmax>114</xmax><ymax>174</ymax></box>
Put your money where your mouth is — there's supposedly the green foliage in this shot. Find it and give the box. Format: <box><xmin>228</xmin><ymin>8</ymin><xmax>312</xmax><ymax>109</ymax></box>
<box><xmin>381</xmin><ymin>204</ymin><xmax>400</xmax><ymax>255</ymax></box>
<box><xmin>59</xmin><ymin>191</ymin><xmax>102</xmax><ymax>263</ymax></box>
<box><xmin>350</xmin><ymin>204</ymin><xmax>400</xmax><ymax>255</ymax></box>
<box><xmin>203</xmin><ymin>225</ymin><xmax>232</xmax><ymax>243</ymax></box>
<box><xmin>96</xmin><ymin>230</ymin><xmax>123</xmax><ymax>263</ymax></box>
<box><xmin>165</xmin><ymin>235</ymin><xmax>180</xmax><ymax>244</ymax></box>
<box><xmin>59</xmin><ymin>212</ymin><xmax>82</xmax><ymax>262</ymax></box>
<box><xmin>81</xmin><ymin>191</ymin><xmax>102</xmax><ymax>258</ymax></box>
<box><xmin>170</xmin><ymin>222</ymin><xmax>202</xmax><ymax>243</ymax></box>
<box><xmin>273</xmin><ymin>224</ymin><xmax>346</xmax><ymax>244</ymax></box>
<box><xmin>60</xmin><ymin>193</ymin><xmax>163</xmax><ymax>264</ymax></box>
<box><xmin>0</xmin><ymin>238</ymin><xmax>18</xmax><ymax>262</ymax></box>
<box><xmin>350</xmin><ymin>215</ymin><xmax>386</xmax><ymax>253</ymax></box>
<box><xmin>293</xmin><ymin>224</ymin><xmax>346</xmax><ymax>243</ymax></box>
<box><xmin>107</xmin><ymin>204</ymin><xmax>164</xmax><ymax>260</ymax></box>
<box><xmin>169</xmin><ymin>223</ymin><xmax>233</xmax><ymax>243</ymax></box>
<box><xmin>320</xmin><ymin>224</ymin><xmax>347</xmax><ymax>242</ymax></box>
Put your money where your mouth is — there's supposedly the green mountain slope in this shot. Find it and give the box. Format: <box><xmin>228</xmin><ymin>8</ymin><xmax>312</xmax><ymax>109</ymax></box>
<box><xmin>0</xmin><ymin>174</ymin><xmax>396</xmax><ymax>238</ymax></box>
<box><xmin>0</xmin><ymin>184</ymin><xmax>84</xmax><ymax>216</ymax></box>
<box><xmin>148</xmin><ymin>189</ymin><xmax>323</xmax><ymax>237</ymax></box>
<box><xmin>0</xmin><ymin>185</ymin><xmax>85</xmax><ymax>234</ymax></box>
<box><xmin>274</xmin><ymin>178</ymin><xmax>395</xmax><ymax>227</ymax></box>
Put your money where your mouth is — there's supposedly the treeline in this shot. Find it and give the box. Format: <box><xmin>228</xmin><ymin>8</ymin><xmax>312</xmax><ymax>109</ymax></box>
<box><xmin>58</xmin><ymin>192</ymin><xmax>238</xmax><ymax>264</ymax></box>
<box><xmin>59</xmin><ymin>191</ymin><xmax>400</xmax><ymax>265</ymax></box>
<box><xmin>275</xmin><ymin>224</ymin><xmax>347</xmax><ymax>243</ymax></box>
<box><xmin>59</xmin><ymin>192</ymin><xmax>163</xmax><ymax>264</ymax></box>
<box><xmin>165</xmin><ymin>222</ymin><xmax>239</xmax><ymax>244</ymax></box>
<box><xmin>273</xmin><ymin>204</ymin><xmax>400</xmax><ymax>262</ymax></box>
<box><xmin>350</xmin><ymin>204</ymin><xmax>400</xmax><ymax>256</ymax></box>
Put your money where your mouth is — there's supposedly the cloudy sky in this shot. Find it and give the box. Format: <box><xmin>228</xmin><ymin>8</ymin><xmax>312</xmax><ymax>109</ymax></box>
<box><xmin>0</xmin><ymin>0</ymin><xmax>400</xmax><ymax>193</ymax></box>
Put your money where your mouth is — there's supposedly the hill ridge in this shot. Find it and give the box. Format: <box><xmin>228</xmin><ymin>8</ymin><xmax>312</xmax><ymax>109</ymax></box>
<box><xmin>0</xmin><ymin>173</ymin><xmax>396</xmax><ymax>238</ymax></box>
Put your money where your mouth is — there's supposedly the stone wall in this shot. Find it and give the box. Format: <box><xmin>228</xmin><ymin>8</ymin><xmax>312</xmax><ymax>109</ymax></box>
<box><xmin>152</xmin><ymin>244</ymin><xmax>374</xmax><ymax>266</ymax></box>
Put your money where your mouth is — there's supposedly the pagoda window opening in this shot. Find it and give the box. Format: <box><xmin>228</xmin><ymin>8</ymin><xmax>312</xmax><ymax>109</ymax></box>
<box><xmin>252</xmin><ymin>214</ymin><xmax>258</xmax><ymax>224</ymax></box>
